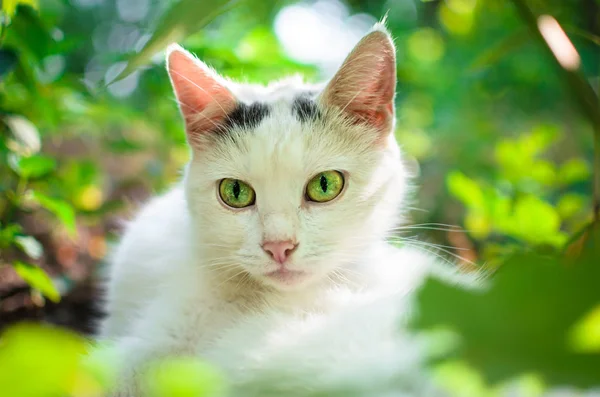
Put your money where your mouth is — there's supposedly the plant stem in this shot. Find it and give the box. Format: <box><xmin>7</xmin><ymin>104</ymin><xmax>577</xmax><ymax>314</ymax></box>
<box><xmin>595</xmin><ymin>129</ymin><xmax>600</xmax><ymax>221</ymax></box>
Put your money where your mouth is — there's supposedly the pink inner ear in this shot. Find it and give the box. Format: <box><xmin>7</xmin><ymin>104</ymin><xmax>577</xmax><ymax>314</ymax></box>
<box><xmin>167</xmin><ymin>48</ymin><xmax>236</xmax><ymax>136</ymax></box>
<box><xmin>350</xmin><ymin>70</ymin><xmax>395</xmax><ymax>130</ymax></box>
<box><xmin>321</xmin><ymin>29</ymin><xmax>396</xmax><ymax>133</ymax></box>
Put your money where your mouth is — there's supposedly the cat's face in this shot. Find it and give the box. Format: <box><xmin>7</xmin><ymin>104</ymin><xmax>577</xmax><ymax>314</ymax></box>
<box><xmin>168</xmin><ymin>25</ymin><xmax>407</xmax><ymax>291</ymax></box>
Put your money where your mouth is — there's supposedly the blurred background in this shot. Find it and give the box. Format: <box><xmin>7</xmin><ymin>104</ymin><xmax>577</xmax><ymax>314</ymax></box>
<box><xmin>0</xmin><ymin>0</ymin><xmax>599</xmax><ymax>396</ymax></box>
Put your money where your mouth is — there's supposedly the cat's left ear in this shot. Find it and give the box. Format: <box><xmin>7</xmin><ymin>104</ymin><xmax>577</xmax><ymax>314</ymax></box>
<box><xmin>320</xmin><ymin>24</ymin><xmax>396</xmax><ymax>135</ymax></box>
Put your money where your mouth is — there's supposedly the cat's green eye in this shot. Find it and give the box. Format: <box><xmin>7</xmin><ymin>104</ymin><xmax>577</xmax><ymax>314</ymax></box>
<box><xmin>306</xmin><ymin>171</ymin><xmax>345</xmax><ymax>203</ymax></box>
<box><xmin>219</xmin><ymin>179</ymin><xmax>256</xmax><ymax>208</ymax></box>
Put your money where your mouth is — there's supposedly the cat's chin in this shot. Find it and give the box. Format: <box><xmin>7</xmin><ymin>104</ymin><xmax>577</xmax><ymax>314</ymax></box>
<box><xmin>258</xmin><ymin>268</ymin><xmax>314</xmax><ymax>291</ymax></box>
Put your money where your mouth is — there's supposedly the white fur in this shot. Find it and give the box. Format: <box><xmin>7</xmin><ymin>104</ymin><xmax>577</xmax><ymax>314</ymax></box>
<box><xmin>99</xmin><ymin>26</ymin><xmax>474</xmax><ymax>397</ymax></box>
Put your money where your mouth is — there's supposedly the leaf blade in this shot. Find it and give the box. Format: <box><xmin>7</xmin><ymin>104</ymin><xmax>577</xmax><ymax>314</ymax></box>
<box><xmin>13</xmin><ymin>261</ymin><xmax>60</xmax><ymax>303</ymax></box>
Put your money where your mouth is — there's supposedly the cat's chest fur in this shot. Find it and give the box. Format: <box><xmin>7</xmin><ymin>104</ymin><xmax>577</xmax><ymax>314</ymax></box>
<box><xmin>146</xmin><ymin>266</ymin><xmax>366</xmax><ymax>356</ymax></box>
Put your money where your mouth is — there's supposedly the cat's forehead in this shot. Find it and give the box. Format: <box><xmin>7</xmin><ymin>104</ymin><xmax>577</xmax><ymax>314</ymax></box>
<box><xmin>228</xmin><ymin>76</ymin><xmax>324</xmax><ymax>104</ymax></box>
<box><xmin>201</xmin><ymin>96</ymin><xmax>379</xmax><ymax>188</ymax></box>
<box><xmin>197</xmin><ymin>77</ymin><xmax>381</xmax><ymax>183</ymax></box>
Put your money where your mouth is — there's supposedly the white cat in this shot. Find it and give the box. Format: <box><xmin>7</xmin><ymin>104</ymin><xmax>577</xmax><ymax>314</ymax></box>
<box><xmin>99</xmin><ymin>23</ymin><xmax>473</xmax><ymax>396</ymax></box>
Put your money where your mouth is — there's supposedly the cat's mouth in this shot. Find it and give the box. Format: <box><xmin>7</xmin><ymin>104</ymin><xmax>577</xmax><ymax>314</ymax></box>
<box><xmin>263</xmin><ymin>268</ymin><xmax>307</xmax><ymax>285</ymax></box>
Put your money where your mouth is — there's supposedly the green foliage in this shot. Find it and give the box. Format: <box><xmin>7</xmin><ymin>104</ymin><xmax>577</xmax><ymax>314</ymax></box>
<box><xmin>0</xmin><ymin>323</ymin><xmax>227</xmax><ymax>397</ymax></box>
<box><xmin>0</xmin><ymin>323</ymin><xmax>87</xmax><ymax>397</ymax></box>
<box><xmin>143</xmin><ymin>357</ymin><xmax>228</xmax><ymax>397</ymax></box>
<box><xmin>446</xmin><ymin>128</ymin><xmax>589</xmax><ymax>257</ymax></box>
<box><xmin>412</xmin><ymin>223</ymin><xmax>600</xmax><ymax>391</ymax></box>
<box><xmin>11</xmin><ymin>154</ymin><xmax>56</xmax><ymax>178</ymax></box>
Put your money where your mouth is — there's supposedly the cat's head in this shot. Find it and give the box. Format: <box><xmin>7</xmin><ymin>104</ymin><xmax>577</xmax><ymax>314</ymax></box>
<box><xmin>167</xmin><ymin>24</ymin><xmax>408</xmax><ymax>291</ymax></box>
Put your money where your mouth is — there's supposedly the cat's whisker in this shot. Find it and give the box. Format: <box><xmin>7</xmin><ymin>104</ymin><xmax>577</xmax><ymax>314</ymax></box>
<box><xmin>402</xmin><ymin>222</ymin><xmax>461</xmax><ymax>228</ymax></box>
<box><xmin>387</xmin><ymin>237</ymin><xmax>470</xmax><ymax>252</ymax></box>
<box><xmin>402</xmin><ymin>242</ymin><xmax>456</xmax><ymax>268</ymax></box>
<box><xmin>401</xmin><ymin>239</ymin><xmax>476</xmax><ymax>267</ymax></box>
<box><xmin>216</xmin><ymin>269</ymin><xmax>251</xmax><ymax>289</ymax></box>
<box><xmin>331</xmin><ymin>269</ymin><xmax>361</xmax><ymax>288</ymax></box>
<box><xmin>391</xmin><ymin>225</ymin><xmax>462</xmax><ymax>231</ymax></box>
<box><xmin>405</xmin><ymin>206</ymin><xmax>429</xmax><ymax>213</ymax></box>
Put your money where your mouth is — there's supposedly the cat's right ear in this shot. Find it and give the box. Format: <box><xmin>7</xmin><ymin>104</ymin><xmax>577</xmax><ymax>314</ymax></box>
<box><xmin>166</xmin><ymin>44</ymin><xmax>236</xmax><ymax>147</ymax></box>
<box><xmin>320</xmin><ymin>25</ymin><xmax>396</xmax><ymax>137</ymax></box>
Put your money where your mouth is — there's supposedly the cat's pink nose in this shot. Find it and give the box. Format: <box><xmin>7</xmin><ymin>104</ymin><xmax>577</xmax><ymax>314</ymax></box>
<box><xmin>262</xmin><ymin>240</ymin><xmax>298</xmax><ymax>264</ymax></box>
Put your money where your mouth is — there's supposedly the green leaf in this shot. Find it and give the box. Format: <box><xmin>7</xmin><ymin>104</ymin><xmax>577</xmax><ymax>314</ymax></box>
<box><xmin>558</xmin><ymin>158</ymin><xmax>590</xmax><ymax>185</ymax></box>
<box><xmin>143</xmin><ymin>357</ymin><xmax>227</xmax><ymax>397</ymax></box>
<box><xmin>1</xmin><ymin>0</ymin><xmax>38</xmax><ymax>19</ymax></box>
<box><xmin>557</xmin><ymin>194</ymin><xmax>586</xmax><ymax>220</ymax></box>
<box><xmin>12</xmin><ymin>155</ymin><xmax>56</xmax><ymax>178</ymax></box>
<box><xmin>110</xmin><ymin>0</ymin><xmax>241</xmax><ymax>83</ymax></box>
<box><xmin>0</xmin><ymin>48</ymin><xmax>18</xmax><ymax>77</ymax></box>
<box><xmin>30</xmin><ymin>192</ymin><xmax>77</xmax><ymax>237</ymax></box>
<box><xmin>0</xmin><ymin>323</ymin><xmax>87</xmax><ymax>397</ymax></box>
<box><xmin>14</xmin><ymin>235</ymin><xmax>43</xmax><ymax>259</ymax></box>
<box><xmin>504</xmin><ymin>195</ymin><xmax>563</xmax><ymax>245</ymax></box>
<box><xmin>13</xmin><ymin>261</ymin><xmax>60</xmax><ymax>302</ymax></box>
<box><xmin>446</xmin><ymin>171</ymin><xmax>485</xmax><ymax>211</ymax></box>
<box><xmin>3</xmin><ymin>4</ymin><xmax>50</xmax><ymax>63</ymax></box>
<box><xmin>0</xmin><ymin>223</ymin><xmax>23</xmax><ymax>249</ymax></box>
<box><xmin>411</xmin><ymin>251</ymin><xmax>600</xmax><ymax>388</ymax></box>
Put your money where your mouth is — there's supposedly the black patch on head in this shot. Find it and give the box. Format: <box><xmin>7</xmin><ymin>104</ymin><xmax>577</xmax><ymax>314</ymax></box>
<box><xmin>292</xmin><ymin>95</ymin><xmax>321</xmax><ymax>123</ymax></box>
<box><xmin>222</xmin><ymin>102</ymin><xmax>270</xmax><ymax>132</ymax></box>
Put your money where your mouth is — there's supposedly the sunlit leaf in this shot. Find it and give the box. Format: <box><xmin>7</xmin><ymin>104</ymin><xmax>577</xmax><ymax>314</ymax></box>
<box><xmin>143</xmin><ymin>357</ymin><xmax>227</xmax><ymax>397</ymax></box>
<box><xmin>110</xmin><ymin>0</ymin><xmax>240</xmax><ymax>83</ymax></box>
<box><xmin>557</xmin><ymin>194</ymin><xmax>586</xmax><ymax>220</ymax></box>
<box><xmin>526</xmin><ymin>125</ymin><xmax>560</xmax><ymax>152</ymax></box>
<box><xmin>0</xmin><ymin>323</ymin><xmax>87</xmax><ymax>397</ymax></box>
<box><xmin>447</xmin><ymin>171</ymin><xmax>486</xmax><ymax>211</ymax></box>
<box><xmin>29</xmin><ymin>191</ymin><xmax>77</xmax><ymax>237</ymax></box>
<box><xmin>433</xmin><ymin>360</ymin><xmax>495</xmax><ymax>397</ymax></box>
<box><xmin>12</xmin><ymin>261</ymin><xmax>60</xmax><ymax>302</ymax></box>
<box><xmin>1</xmin><ymin>0</ymin><xmax>38</xmax><ymax>19</ymax></box>
<box><xmin>464</xmin><ymin>211</ymin><xmax>491</xmax><ymax>240</ymax></box>
<box><xmin>12</xmin><ymin>154</ymin><xmax>56</xmax><ymax>178</ymax></box>
<box><xmin>14</xmin><ymin>235</ymin><xmax>43</xmax><ymax>259</ymax></box>
<box><xmin>569</xmin><ymin>304</ymin><xmax>600</xmax><ymax>353</ymax></box>
<box><xmin>558</xmin><ymin>158</ymin><xmax>590</xmax><ymax>185</ymax></box>
<box><xmin>530</xmin><ymin>160</ymin><xmax>556</xmax><ymax>186</ymax></box>
<box><xmin>508</xmin><ymin>195</ymin><xmax>562</xmax><ymax>245</ymax></box>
